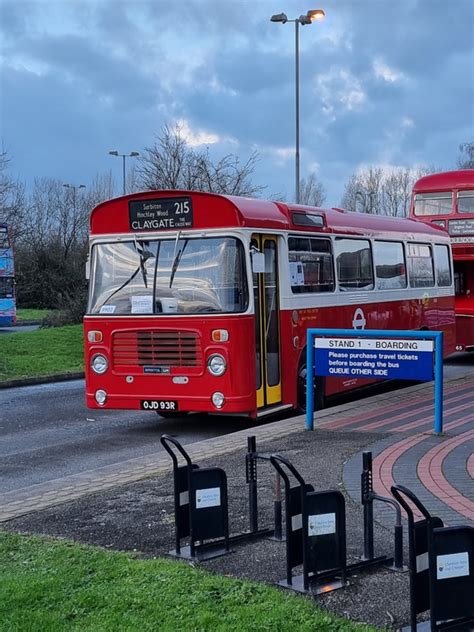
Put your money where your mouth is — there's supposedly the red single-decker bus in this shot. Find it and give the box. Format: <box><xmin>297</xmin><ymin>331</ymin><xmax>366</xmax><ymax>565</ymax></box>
<box><xmin>85</xmin><ymin>191</ymin><xmax>455</xmax><ymax>418</ymax></box>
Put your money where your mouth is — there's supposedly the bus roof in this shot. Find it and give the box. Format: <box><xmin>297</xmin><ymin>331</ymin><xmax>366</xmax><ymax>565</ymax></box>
<box><xmin>90</xmin><ymin>189</ymin><xmax>445</xmax><ymax>239</ymax></box>
<box><xmin>413</xmin><ymin>170</ymin><xmax>474</xmax><ymax>193</ymax></box>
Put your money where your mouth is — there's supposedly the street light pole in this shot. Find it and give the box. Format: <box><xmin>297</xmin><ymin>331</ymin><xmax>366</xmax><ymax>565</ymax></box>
<box><xmin>271</xmin><ymin>9</ymin><xmax>325</xmax><ymax>204</ymax></box>
<box><xmin>108</xmin><ymin>151</ymin><xmax>140</xmax><ymax>196</ymax></box>
<box><xmin>63</xmin><ymin>183</ymin><xmax>86</xmax><ymax>212</ymax></box>
<box><xmin>295</xmin><ymin>18</ymin><xmax>300</xmax><ymax>205</ymax></box>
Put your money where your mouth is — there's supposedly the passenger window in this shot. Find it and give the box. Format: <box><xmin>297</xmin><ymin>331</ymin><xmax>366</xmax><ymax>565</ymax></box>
<box><xmin>288</xmin><ymin>237</ymin><xmax>334</xmax><ymax>294</ymax></box>
<box><xmin>414</xmin><ymin>192</ymin><xmax>453</xmax><ymax>216</ymax></box>
<box><xmin>407</xmin><ymin>243</ymin><xmax>434</xmax><ymax>288</ymax></box>
<box><xmin>373</xmin><ymin>241</ymin><xmax>406</xmax><ymax>290</ymax></box>
<box><xmin>457</xmin><ymin>191</ymin><xmax>474</xmax><ymax>213</ymax></box>
<box><xmin>335</xmin><ymin>238</ymin><xmax>374</xmax><ymax>291</ymax></box>
<box><xmin>434</xmin><ymin>244</ymin><xmax>452</xmax><ymax>287</ymax></box>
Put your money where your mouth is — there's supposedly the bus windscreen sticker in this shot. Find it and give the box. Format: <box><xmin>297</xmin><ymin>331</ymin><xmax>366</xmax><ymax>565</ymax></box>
<box><xmin>129</xmin><ymin>197</ymin><xmax>193</xmax><ymax>231</ymax></box>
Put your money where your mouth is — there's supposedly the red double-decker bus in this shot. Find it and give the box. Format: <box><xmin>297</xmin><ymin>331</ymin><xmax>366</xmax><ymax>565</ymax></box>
<box><xmin>85</xmin><ymin>191</ymin><xmax>455</xmax><ymax>418</ymax></box>
<box><xmin>410</xmin><ymin>170</ymin><xmax>474</xmax><ymax>352</ymax></box>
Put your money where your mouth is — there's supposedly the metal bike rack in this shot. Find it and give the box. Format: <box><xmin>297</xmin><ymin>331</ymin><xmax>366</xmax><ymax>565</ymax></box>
<box><xmin>246</xmin><ymin>436</ymin><xmax>284</xmax><ymax>542</ymax></box>
<box><xmin>270</xmin><ymin>454</ymin><xmax>348</xmax><ymax>595</ymax></box>
<box><xmin>160</xmin><ymin>434</ymin><xmax>276</xmax><ymax>561</ymax></box>
<box><xmin>361</xmin><ymin>451</ymin><xmax>405</xmax><ymax>571</ymax></box>
<box><xmin>391</xmin><ymin>484</ymin><xmax>474</xmax><ymax>632</ymax></box>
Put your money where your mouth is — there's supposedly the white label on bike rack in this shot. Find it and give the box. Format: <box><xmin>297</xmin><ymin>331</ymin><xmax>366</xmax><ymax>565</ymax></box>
<box><xmin>308</xmin><ymin>513</ymin><xmax>336</xmax><ymax>536</ymax></box>
<box><xmin>416</xmin><ymin>552</ymin><xmax>429</xmax><ymax>573</ymax></box>
<box><xmin>436</xmin><ymin>552</ymin><xmax>469</xmax><ymax>580</ymax></box>
<box><xmin>291</xmin><ymin>513</ymin><xmax>302</xmax><ymax>531</ymax></box>
<box><xmin>179</xmin><ymin>491</ymin><xmax>189</xmax><ymax>506</ymax></box>
<box><xmin>196</xmin><ymin>487</ymin><xmax>221</xmax><ymax>509</ymax></box>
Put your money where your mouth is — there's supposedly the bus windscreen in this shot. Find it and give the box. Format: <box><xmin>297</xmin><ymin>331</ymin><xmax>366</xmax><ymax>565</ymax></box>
<box><xmin>88</xmin><ymin>237</ymin><xmax>248</xmax><ymax>315</ymax></box>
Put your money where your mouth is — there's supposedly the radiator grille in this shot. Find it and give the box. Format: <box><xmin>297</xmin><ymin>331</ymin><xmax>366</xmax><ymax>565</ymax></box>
<box><xmin>112</xmin><ymin>330</ymin><xmax>202</xmax><ymax>368</ymax></box>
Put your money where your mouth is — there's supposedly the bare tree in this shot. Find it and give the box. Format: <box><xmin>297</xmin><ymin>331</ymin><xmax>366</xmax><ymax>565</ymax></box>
<box><xmin>299</xmin><ymin>173</ymin><xmax>326</xmax><ymax>207</ymax></box>
<box><xmin>14</xmin><ymin>174</ymin><xmax>114</xmax><ymax>316</ymax></box>
<box><xmin>341</xmin><ymin>165</ymin><xmax>436</xmax><ymax>216</ymax></box>
<box><xmin>0</xmin><ymin>150</ymin><xmax>26</xmax><ymax>240</ymax></box>
<box><xmin>137</xmin><ymin>123</ymin><xmax>266</xmax><ymax>197</ymax></box>
<box><xmin>341</xmin><ymin>167</ymin><xmax>384</xmax><ymax>214</ymax></box>
<box><xmin>457</xmin><ymin>142</ymin><xmax>474</xmax><ymax>169</ymax></box>
<box><xmin>126</xmin><ymin>165</ymin><xmax>141</xmax><ymax>194</ymax></box>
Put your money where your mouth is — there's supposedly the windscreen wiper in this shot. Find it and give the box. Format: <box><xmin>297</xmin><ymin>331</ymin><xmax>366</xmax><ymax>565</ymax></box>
<box><xmin>169</xmin><ymin>238</ymin><xmax>188</xmax><ymax>288</ymax></box>
<box><xmin>134</xmin><ymin>238</ymin><xmax>152</xmax><ymax>288</ymax></box>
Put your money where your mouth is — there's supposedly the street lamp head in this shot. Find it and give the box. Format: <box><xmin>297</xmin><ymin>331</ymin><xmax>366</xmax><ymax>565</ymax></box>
<box><xmin>109</xmin><ymin>150</ymin><xmax>119</xmax><ymax>156</ymax></box>
<box><xmin>307</xmin><ymin>9</ymin><xmax>325</xmax><ymax>21</ymax></box>
<box><xmin>130</xmin><ymin>152</ymin><xmax>140</xmax><ymax>157</ymax></box>
<box><xmin>300</xmin><ymin>9</ymin><xmax>325</xmax><ymax>24</ymax></box>
<box><xmin>63</xmin><ymin>183</ymin><xmax>86</xmax><ymax>190</ymax></box>
<box><xmin>270</xmin><ymin>12</ymin><xmax>287</xmax><ymax>23</ymax></box>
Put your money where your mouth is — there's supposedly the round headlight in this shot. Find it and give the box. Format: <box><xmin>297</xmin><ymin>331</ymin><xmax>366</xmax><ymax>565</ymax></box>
<box><xmin>211</xmin><ymin>392</ymin><xmax>225</xmax><ymax>409</ymax></box>
<box><xmin>207</xmin><ymin>354</ymin><xmax>226</xmax><ymax>376</ymax></box>
<box><xmin>95</xmin><ymin>389</ymin><xmax>107</xmax><ymax>406</ymax></box>
<box><xmin>91</xmin><ymin>353</ymin><xmax>108</xmax><ymax>375</ymax></box>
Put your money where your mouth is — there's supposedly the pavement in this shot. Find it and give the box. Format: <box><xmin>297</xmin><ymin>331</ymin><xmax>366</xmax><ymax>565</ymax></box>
<box><xmin>1</xmin><ymin>373</ymin><xmax>472</xmax><ymax>526</ymax></box>
<box><xmin>2</xmin><ymin>372</ymin><xmax>473</xmax><ymax>628</ymax></box>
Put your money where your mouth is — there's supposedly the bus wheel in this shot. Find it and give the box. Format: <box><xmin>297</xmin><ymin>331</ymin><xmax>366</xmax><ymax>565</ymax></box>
<box><xmin>297</xmin><ymin>361</ymin><xmax>324</xmax><ymax>413</ymax></box>
<box><xmin>156</xmin><ymin>411</ymin><xmax>188</xmax><ymax>419</ymax></box>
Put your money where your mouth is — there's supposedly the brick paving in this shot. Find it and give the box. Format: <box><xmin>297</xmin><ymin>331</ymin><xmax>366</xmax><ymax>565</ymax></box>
<box><xmin>343</xmin><ymin>375</ymin><xmax>474</xmax><ymax>529</ymax></box>
<box><xmin>1</xmin><ymin>375</ymin><xmax>472</xmax><ymax>529</ymax></box>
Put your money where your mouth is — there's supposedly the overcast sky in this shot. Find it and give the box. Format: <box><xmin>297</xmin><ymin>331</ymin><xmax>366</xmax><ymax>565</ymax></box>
<box><xmin>1</xmin><ymin>0</ymin><xmax>473</xmax><ymax>205</ymax></box>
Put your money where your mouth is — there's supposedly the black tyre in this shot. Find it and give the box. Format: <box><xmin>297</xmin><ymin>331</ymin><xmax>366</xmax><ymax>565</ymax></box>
<box><xmin>297</xmin><ymin>360</ymin><xmax>325</xmax><ymax>413</ymax></box>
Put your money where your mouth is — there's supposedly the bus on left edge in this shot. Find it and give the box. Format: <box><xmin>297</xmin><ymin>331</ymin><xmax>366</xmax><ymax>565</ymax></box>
<box><xmin>0</xmin><ymin>224</ymin><xmax>16</xmax><ymax>326</ymax></box>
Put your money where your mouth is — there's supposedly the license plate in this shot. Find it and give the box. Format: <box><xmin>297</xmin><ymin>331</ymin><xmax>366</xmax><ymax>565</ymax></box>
<box><xmin>140</xmin><ymin>400</ymin><xmax>179</xmax><ymax>411</ymax></box>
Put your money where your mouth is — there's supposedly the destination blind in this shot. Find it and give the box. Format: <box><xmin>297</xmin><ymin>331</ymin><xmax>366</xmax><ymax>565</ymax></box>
<box><xmin>129</xmin><ymin>197</ymin><xmax>193</xmax><ymax>231</ymax></box>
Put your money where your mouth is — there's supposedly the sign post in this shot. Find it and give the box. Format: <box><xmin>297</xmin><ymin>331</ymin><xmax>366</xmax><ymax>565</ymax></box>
<box><xmin>306</xmin><ymin>329</ymin><xmax>443</xmax><ymax>433</ymax></box>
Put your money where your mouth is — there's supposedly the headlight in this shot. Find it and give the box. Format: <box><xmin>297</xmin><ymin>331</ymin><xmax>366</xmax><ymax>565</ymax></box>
<box><xmin>95</xmin><ymin>389</ymin><xmax>107</xmax><ymax>405</ymax></box>
<box><xmin>207</xmin><ymin>353</ymin><xmax>227</xmax><ymax>376</ymax></box>
<box><xmin>207</xmin><ymin>353</ymin><xmax>226</xmax><ymax>376</ymax></box>
<box><xmin>91</xmin><ymin>353</ymin><xmax>108</xmax><ymax>375</ymax></box>
<box><xmin>211</xmin><ymin>392</ymin><xmax>225</xmax><ymax>409</ymax></box>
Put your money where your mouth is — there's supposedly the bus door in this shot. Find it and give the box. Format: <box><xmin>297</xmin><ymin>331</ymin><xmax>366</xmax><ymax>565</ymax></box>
<box><xmin>252</xmin><ymin>235</ymin><xmax>281</xmax><ymax>409</ymax></box>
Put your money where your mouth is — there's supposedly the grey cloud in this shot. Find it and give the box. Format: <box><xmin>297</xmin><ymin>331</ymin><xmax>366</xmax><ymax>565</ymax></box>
<box><xmin>1</xmin><ymin>0</ymin><xmax>472</xmax><ymax>204</ymax></box>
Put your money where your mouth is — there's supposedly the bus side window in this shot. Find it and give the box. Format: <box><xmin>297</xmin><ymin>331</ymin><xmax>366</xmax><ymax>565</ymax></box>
<box><xmin>373</xmin><ymin>241</ymin><xmax>407</xmax><ymax>290</ymax></box>
<box><xmin>434</xmin><ymin>244</ymin><xmax>452</xmax><ymax>287</ymax></box>
<box><xmin>288</xmin><ymin>237</ymin><xmax>334</xmax><ymax>294</ymax></box>
<box><xmin>335</xmin><ymin>238</ymin><xmax>374</xmax><ymax>291</ymax></box>
<box><xmin>407</xmin><ymin>243</ymin><xmax>435</xmax><ymax>288</ymax></box>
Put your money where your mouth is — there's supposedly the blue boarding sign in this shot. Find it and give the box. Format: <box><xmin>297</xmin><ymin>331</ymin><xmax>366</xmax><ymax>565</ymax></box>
<box><xmin>314</xmin><ymin>337</ymin><xmax>435</xmax><ymax>382</ymax></box>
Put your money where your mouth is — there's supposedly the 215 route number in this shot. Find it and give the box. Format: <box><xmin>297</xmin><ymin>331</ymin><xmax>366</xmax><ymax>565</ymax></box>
<box><xmin>174</xmin><ymin>200</ymin><xmax>190</xmax><ymax>214</ymax></box>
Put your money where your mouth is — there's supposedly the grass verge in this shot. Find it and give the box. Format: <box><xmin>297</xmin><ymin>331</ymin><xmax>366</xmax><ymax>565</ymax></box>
<box><xmin>16</xmin><ymin>308</ymin><xmax>51</xmax><ymax>323</ymax></box>
<box><xmin>0</xmin><ymin>532</ymin><xmax>374</xmax><ymax>631</ymax></box>
<box><xmin>0</xmin><ymin>324</ymin><xmax>84</xmax><ymax>381</ymax></box>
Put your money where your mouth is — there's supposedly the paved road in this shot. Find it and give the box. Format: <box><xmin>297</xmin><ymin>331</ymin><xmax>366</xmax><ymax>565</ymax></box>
<box><xmin>1</xmin><ymin>353</ymin><xmax>473</xmax><ymax>495</ymax></box>
<box><xmin>0</xmin><ymin>380</ymin><xmax>265</xmax><ymax>493</ymax></box>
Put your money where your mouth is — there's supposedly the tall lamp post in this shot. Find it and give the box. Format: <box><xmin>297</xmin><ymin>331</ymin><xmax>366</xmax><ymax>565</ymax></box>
<box><xmin>63</xmin><ymin>183</ymin><xmax>86</xmax><ymax>211</ymax></box>
<box><xmin>108</xmin><ymin>150</ymin><xmax>140</xmax><ymax>195</ymax></box>
<box><xmin>270</xmin><ymin>9</ymin><xmax>325</xmax><ymax>204</ymax></box>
